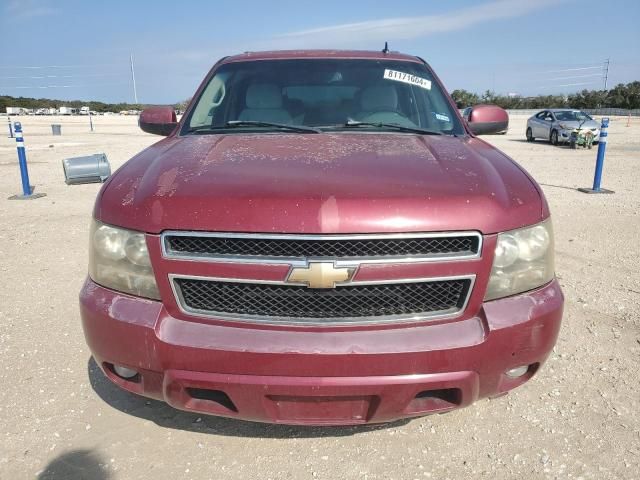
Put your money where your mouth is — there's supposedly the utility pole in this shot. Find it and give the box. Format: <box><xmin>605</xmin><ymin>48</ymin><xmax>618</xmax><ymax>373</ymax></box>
<box><xmin>130</xmin><ymin>54</ymin><xmax>139</xmax><ymax>104</ymax></box>
<box><xmin>603</xmin><ymin>58</ymin><xmax>610</xmax><ymax>90</ymax></box>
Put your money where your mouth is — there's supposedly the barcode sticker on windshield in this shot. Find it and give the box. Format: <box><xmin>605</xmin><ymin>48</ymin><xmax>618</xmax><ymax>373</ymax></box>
<box><xmin>383</xmin><ymin>69</ymin><xmax>432</xmax><ymax>90</ymax></box>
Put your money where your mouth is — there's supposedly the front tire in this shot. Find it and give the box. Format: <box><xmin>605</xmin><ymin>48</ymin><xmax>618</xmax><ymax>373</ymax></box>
<box><xmin>550</xmin><ymin>129</ymin><xmax>559</xmax><ymax>146</ymax></box>
<box><xmin>526</xmin><ymin>127</ymin><xmax>534</xmax><ymax>142</ymax></box>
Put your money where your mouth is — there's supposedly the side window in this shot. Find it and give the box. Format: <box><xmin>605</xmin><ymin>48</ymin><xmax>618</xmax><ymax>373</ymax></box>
<box><xmin>536</xmin><ymin>111</ymin><xmax>546</xmax><ymax>120</ymax></box>
<box><xmin>189</xmin><ymin>74</ymin><xmax>228</xmax><ymax>127</ymax></box>
<box><xmin>545</xmin><ymin>112</ymin><xmax>555</xmax><ymax>121</ymax></box>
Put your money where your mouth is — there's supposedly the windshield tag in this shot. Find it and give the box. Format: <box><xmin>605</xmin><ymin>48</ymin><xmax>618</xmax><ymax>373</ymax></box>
<box><xmin>383</xmin><ymin>69</ymin><xmax>432</xmax><ymax>90</ymax></box>
<box><xmin>434</xmin><ymin>113</ymin><xmax>450</xmax><ymax>122</ymax></box>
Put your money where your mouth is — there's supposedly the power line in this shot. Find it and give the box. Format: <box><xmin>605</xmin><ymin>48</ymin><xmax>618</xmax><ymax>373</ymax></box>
<box><xmin>548</xmin><ymin>73</ymin><xmax>604</xmax><ymax>81</ymax></box>
<box><xmin>508</xmin><ymin>58</ymin><xmax>611</xmax><ymax>93</ymax></box>
<box><xmin>1</xmin><ymin>82</ymin><xmax>132</xmax><ymax>89</ymax></box>
<box><xmin>539</xmin><ymin>81</ymin><xmax>600</xmax><ymax>89</ymax></box>
<box><xmin>0</xmin><ymin>56</ymin><xmax>138</xmax><ymax>98</ymax></box>
<box><xmin>0</xmin><ymin>73</ymin><xmax>122</xmax><ymax>80</ymax></box>
<box><xmin>542</xmin><ymin>65</ymin><xmax>603</xmax><ymax>74</ymax></box>
<box><xmin>0</xmin><ymin>63</ymin><xmax>124</xmax><ymax>69</ymax></box>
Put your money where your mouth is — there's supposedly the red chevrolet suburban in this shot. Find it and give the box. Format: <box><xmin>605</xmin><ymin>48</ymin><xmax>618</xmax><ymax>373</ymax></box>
<box><xmin>80</xmin><ymin>50</ymin><xmax>563</xmax><ymax>425</ymax></box>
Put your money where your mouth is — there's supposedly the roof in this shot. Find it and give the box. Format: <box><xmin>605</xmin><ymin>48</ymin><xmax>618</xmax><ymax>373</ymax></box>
<box><xmin>221</xmin><ymin>50</ymin><xmax>423</xmax><ymax>64</ymax></box>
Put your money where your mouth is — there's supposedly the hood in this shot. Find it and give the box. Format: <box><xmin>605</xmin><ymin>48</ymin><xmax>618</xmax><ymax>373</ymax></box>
<box><xmin>96</xmin><ymin>133</ymin><xmax>546</xmax><ymax>235</ymax></box>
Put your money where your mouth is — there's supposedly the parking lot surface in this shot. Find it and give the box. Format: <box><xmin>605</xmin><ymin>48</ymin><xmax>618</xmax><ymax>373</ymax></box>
<box><xmin>1</xmin><ymin>114</ymin><xmax>638</xmax><ymax>479</ymax></box>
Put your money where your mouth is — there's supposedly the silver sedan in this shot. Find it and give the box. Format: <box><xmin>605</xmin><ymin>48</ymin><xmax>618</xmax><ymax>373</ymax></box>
<box><xmin>526</xmin><ymin>109</ymin><xmax>600</xmax><ymax>145</ymax></box>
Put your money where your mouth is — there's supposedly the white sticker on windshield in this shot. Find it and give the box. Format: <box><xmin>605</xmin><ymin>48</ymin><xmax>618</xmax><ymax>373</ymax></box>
<box><xmin>434</xmin><ymin>113</ymin><xmax>450</xmax><ymax>122</ymax></box>
<box><xmin>383</xmin><ymin>69</ymin><xmax>432</xmax><ymax>90</ymax></box>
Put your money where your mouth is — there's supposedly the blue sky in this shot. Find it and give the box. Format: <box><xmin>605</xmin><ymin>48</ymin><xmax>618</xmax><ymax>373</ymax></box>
<box><xmin>1</xmin><ymin>0</ymin><xmax>639</xmax><ymax>103</ymax></box>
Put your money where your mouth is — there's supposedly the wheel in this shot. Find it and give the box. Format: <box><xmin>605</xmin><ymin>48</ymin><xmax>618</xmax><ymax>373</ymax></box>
<box><xmin>550</xmin><ymin>129</ymin><xmax>558</xmax><ymax>146</ymax></box>
<box><xmin>526</xmin><ymin>127</ymin><xmax>534</xmax><ymax>142</ymax></box>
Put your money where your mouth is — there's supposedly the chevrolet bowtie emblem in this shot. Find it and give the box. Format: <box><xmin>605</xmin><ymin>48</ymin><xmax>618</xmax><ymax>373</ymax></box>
<box><xmin>287</xmin><ymin>262</ymin><xmax>356</xmax><ymax>288</ymax></box>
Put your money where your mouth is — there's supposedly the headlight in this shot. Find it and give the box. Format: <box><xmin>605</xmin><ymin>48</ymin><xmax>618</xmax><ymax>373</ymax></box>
<box><xmin>89</xmin><ymin>220</ymin><xmax>160</xmax><ymax>299</ymax></box>
<box><xmin>485</xmin><ymin>219</ymin><xmax>555</xmax><ymax>301</ymax></box>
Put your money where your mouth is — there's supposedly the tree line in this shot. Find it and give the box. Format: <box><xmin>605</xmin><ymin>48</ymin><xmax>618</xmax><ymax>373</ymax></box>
<box><xmin>0</xmin><ymin>95</ymin><xmax>154</xmax><ymax>113</ymax></box>
<box><xmin>2</xmin><ymin>81</ymin><xmax>639</xmax><ymax>113</ymax></box>
<box><xmin>451</xmin><ymin>81</ymin><xmax>640</xmax><ymax>110</ymax></box>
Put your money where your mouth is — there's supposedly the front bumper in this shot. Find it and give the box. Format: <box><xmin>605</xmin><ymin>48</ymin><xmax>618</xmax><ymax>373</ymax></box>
<box><xmin>80</xmin><ymin>278</ymin><xmax>563</xmax><ymax>425</ymax></box>
<box><xmin>558</xmin><ymin>128</ymin><xmax>600</xmax><ymax>142</ymax></box>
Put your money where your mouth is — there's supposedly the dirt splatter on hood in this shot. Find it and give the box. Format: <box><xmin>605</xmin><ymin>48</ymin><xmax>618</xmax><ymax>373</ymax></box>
<box><xmin>96</xmin><ymin>132</ymin><xmax>544</xmax><ymax>234</ymax></box>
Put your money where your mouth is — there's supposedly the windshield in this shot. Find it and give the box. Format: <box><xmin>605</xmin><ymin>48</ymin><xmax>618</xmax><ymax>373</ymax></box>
<box><xmin>554</xmin><ymin>110</ymin><xmax>592</xmax><ymax>122</ymax></box>
<box><xmin>183</xmin><ymin>59</ymin><xmax>464</xmax><ymax>135</ymax></box>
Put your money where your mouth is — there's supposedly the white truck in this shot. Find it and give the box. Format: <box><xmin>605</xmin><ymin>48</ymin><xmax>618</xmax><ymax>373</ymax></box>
<box><xmin>58</xmin><ymin>106</ymin><xmax>78</xmax><ymax>115</ymax></box>
<box><xmin>6</xmin><ymin>107</ymin><xmax>24</xmax><ymax>115</ymax></box>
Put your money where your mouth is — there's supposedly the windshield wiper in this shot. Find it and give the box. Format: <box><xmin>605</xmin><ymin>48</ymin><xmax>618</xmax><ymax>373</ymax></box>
<box><xmin>227</xmin><ymin>120</ymin><xmax>321</xmax><ymax>133</ymax></box>
<box><xmin>186</xmin><ymin>121</ymin><xmax>321</xmax><ymax>134</ymax></box>
<box><xmin>339</xmin><ymin>119</ymin><xmax>442</xmax><ymax>135</ymax></box>
<box><xmin>227</xmin><ymin>121</ymin><xmax>320</xmax><ymax>133</ymax></box>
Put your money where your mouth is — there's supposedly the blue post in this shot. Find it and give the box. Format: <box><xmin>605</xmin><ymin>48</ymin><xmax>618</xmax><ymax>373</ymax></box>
<box><xmin>578</xmin><ymin>117</ymin><xmax>614</xmax><ymax>194</ymax></box>
<box><xmin>592</xmin><ymin>118</ymin><xmax>608</xmax><ymax>190</ymax></box>
<box><xmin>8</xmin><ymin>122</ymin><xmax>46</xmax><ymax>200</ymax></box>
<box><xmin>14</xmin><ymin>122</ymin><xmax>31</xmax><ymax>196</ymax></box>
<box><xmin>7</xmin><ymin>117</ymin><xmax>13</xmax><ymax>138</ymax></box>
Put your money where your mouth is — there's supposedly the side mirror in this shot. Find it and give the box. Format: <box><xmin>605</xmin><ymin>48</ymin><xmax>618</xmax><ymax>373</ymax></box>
<box><xmin>139</xmin><ymin>106</ymin><xmax>178</xmax><ymax>136</ymax></box>
<box><xmin>465</xmin><ymin>105</ymin><xmax>509</xmax><ymax>135</ymax></box>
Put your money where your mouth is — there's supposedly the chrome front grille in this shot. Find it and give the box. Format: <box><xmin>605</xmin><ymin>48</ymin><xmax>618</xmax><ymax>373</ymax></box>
<box><xmin>164</xmin><ymin>231</ymin><xmax>480</xmax><ymax>325</ymax></box>
<box><xmin>163</xmin><ymin>231</ymin><xmax>482</xmax><ymax>263</ymax></box>
<box><xmin>172</xmin><ymin>276</ymin><xmax>473</xmax><ymax>325</ymax></box>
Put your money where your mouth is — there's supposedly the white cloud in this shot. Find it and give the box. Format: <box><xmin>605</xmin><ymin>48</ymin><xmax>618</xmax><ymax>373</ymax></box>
<box><xmin>4</xmin><ymin>0</ymin><xmax>56</xmax><ymax>18</ymax></box>
<box><xmin>274</xmin><ymin>0</ymin><xmax>563</xmax><ymax>47</ymax></box>
<box><xmin>131</xmin><ymin>0</ymin><xmax>567</xmax><ymax>84</ymax></box>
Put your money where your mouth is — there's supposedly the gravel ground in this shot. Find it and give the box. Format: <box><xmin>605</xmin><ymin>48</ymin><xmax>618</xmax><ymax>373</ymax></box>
<box><xmin>0</xmin><ymin>114</ymin><xmax>638</xmax><ymax>480</ymax></box>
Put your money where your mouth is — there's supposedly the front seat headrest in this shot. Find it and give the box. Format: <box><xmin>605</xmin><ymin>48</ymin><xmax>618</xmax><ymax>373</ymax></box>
<box><xmin>245</xmin><ymin>84</ymin><xmax>283</xmax><ymax>109</ymax></box>
<box><xmin>360</xmin><ymin>86</ymin><xmax>398</xmax><ymax>111</ymax></box>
